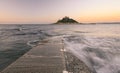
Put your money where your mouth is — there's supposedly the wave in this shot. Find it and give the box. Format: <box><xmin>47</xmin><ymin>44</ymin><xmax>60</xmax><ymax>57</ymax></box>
<box><xmin>27</xmin><ymin>40</ymin><xmax>40</xmax><ymax>47</ymax></box>
<box><xmin>63</xmin><ymin>35</ymin><xmax>120</xmax><ymax>73</ymax></box>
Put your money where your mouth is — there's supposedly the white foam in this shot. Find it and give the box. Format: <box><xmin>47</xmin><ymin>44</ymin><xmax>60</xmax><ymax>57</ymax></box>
<box><xmin>63</xmin><ymin>36</ymin><xmax>120</xmax><ymax>73</ymax></box>
<box><xmin>63</xmin><ymin>70</ymin><xmax>69</xmax><ymax>73</ymax></box>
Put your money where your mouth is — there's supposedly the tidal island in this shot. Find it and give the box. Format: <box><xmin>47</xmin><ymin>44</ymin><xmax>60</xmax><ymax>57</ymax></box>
<box><xmin>55</xmin><ymin>16</ymin><xmax>79</xmax><ymax>24</ymax></box>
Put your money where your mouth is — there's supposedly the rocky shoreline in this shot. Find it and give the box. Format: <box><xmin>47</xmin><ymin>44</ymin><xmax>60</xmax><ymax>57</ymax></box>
<box><xmin>64</xmin><ymin>51</ymin><xmax>92</xmax><ymax>73</ymax></box>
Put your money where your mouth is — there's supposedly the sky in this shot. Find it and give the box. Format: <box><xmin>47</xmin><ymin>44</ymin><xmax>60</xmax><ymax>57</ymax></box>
<box><xmin>0</xmin><ymin>0</ymin><xmax>120</xmax><ymax>24</ymax></box>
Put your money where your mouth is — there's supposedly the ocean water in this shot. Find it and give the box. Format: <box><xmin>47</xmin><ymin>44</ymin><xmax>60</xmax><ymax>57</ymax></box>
<box><xmin>0</xmin><ymin>24</ymin><xmax>120</xmax><ymax>73</ymax></box>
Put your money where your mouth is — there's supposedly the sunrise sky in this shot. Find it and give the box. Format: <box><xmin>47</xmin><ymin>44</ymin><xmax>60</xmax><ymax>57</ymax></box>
<box><xmin>0</xmin><ymin>0</ymin><xmax>120</xmax><ymax>24</ymax></box>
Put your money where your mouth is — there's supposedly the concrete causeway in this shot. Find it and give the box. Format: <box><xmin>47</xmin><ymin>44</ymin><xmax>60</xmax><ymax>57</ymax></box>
<box><xmin>1</xmin><ymin>38</ymin><xmax>92</xmax><ymax>73</ymax></box>
<box><xmin>1</xmin><ymin>38</ymin><xmax>65</xmax><ymax>73</ymax></box>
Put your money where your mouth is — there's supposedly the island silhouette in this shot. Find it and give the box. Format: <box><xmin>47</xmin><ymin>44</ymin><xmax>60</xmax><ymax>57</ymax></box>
<box><xmin>55</xmin><ymin>16</ymin><xmax>79</xmax><ymax>24</ymax></box>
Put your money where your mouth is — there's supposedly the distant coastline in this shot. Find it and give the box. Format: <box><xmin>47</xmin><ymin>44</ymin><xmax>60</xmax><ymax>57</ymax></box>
<box><xmin>0</xmin><ymin>21</ymin><xmax>120</xmax><ymax>25</ymax></box>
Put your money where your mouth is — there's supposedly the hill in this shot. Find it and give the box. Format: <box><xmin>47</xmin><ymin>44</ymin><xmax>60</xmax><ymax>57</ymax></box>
<box><xmin>56</xmin><ymin>16</ymin><xmax>79</xmax><ymax>24</ymax></box>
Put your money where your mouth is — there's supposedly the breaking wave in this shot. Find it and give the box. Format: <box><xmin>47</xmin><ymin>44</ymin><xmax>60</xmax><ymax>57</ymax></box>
<box><xmin>63</xmin><ymin>35</ymin><xmax>120</xmax><ymax>73</ymax></box>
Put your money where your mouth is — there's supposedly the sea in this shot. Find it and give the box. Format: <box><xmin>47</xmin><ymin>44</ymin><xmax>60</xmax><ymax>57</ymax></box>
<box><xmin>0</xmin><ymin>24</ymin><xmax>120</xmax><ymax>73</ymax></box>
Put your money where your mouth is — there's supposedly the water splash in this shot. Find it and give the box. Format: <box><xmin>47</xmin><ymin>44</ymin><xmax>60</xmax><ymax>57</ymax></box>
<box><xmin>63</xmin><ymin>35</ymin><xmax>120</xmax><ymax>73</ymax></box>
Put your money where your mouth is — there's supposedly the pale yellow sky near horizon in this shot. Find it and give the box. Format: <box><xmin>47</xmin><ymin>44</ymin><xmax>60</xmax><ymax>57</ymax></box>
<box><xmin>0</xmin><ymin>0</ymin><xmax>120</xmax><ymax>24</ymax></box>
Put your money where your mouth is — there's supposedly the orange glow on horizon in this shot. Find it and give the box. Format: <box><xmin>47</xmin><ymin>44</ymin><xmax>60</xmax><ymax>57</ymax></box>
<box><xmin>78</xmin><ymin>11</ymin><xmax>120</xmax><ymax>23</ymax></box>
